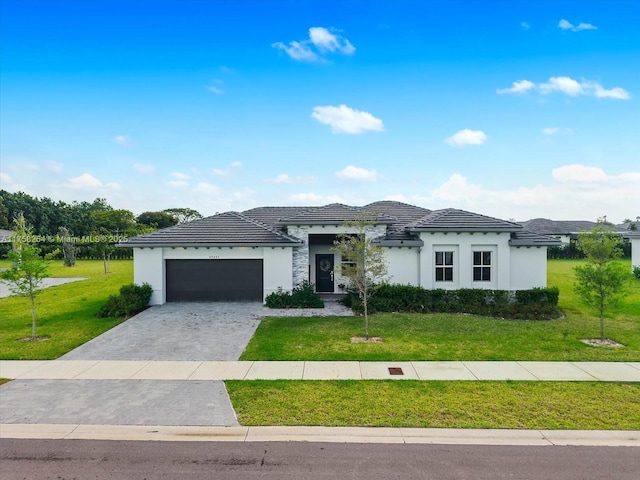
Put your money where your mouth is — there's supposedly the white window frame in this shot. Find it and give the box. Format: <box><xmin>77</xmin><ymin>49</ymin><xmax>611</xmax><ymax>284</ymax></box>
<box><xmin>472</xmin><ymin>250</ymin><xmax>492</xmax><ymax>282</ymax></box>
<box><xmin>434</xmin><ymin>250</ymin><xmax>455</xmax><ymax>283</ymax></box>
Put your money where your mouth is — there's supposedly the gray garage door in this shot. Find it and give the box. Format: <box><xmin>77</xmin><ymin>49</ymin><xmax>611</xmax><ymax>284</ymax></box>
<box><xmin>166</xmin><ymin>259</ymin><xmax>263</xmax><ymax>302</ymax></box>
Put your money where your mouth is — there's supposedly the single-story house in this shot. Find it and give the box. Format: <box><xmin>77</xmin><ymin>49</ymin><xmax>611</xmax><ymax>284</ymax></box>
<box><xmin>517</xmin><ymin>218</ymin><xmax>602</xmax><ymax>244</ymax></box>
<box><xmin>625</xmin><ymin>231</ymin><xmax>640</xmax><ymax>271</ymax></box>
<box><xmin>123</xmin><ymin>201</ymin><xmax>561</xmax><ymax>305</ymax></box>
<box><xmin>0</xmin><ymin>229</ymin><xmax>13</xmax><ymax>243</ymax></box>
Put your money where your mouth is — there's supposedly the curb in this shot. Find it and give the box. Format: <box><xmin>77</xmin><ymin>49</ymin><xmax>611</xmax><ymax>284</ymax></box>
<box><xmin>1</xmin><ymin>424</ymin><xmax>639</xmax><ymax>446</ymax></box>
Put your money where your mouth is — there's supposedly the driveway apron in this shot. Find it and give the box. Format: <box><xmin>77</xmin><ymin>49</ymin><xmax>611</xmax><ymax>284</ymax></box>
<box><xmin>1</xmin><ymin>301</ymin><xmax>352</xmax><ymax>427</ymax></box>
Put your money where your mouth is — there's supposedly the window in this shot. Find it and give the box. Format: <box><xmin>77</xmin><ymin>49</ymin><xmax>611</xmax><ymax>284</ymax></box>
<box><xmin>473</xmin><ymin>251</ymin><xmax>491</xmax><ymax>281</ymax></box>
<box><xmin>435</xmin><ymin>251</ymin><xmax>454</xmax><ymax>282</ymax></box>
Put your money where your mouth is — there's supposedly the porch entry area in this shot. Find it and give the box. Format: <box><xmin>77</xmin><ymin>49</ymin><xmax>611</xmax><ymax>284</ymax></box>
<box><xmin>315</xmin><ymin>254</ymin><xmax>334</xmax><ymax>292</ymax></box>
<box><xmin>309</xmin><ymin>233</ymin><xmax>339</xmax><ymax>293</ymax></box>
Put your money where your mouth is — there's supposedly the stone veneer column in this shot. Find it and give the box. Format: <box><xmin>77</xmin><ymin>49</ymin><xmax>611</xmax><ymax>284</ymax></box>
<box><xmin>288</xmin><ymin>226</ymin><xmax>309</xmax><ymax>289</ymax></box>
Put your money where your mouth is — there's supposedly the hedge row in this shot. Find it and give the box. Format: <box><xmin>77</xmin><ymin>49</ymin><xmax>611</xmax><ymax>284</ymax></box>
<box><xmin>265</xmin><ymin>281</ymin><xmax>324</xmax><ymax>308</ymax></box>
<box><xmin>341</xmin><ymin>284</ymin><xmax>561</xmax><ymax>320</ymax></box>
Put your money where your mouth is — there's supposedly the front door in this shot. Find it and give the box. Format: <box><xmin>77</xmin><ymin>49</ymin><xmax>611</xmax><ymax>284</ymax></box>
<box><xmin>315</xmin><ymin>254</ymin><xmax>334</xmax><ymax>293</ymax></box>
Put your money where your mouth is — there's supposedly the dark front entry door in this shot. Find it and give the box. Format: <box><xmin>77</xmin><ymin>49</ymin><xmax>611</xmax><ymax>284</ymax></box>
<box><xmin>315</xmin><ymin>254</ymin><xmax>334</xmax><ymax>293</ymax></box>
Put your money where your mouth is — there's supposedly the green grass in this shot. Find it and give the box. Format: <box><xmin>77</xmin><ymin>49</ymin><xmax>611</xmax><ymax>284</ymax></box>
<box><xmin>240</xmin><ymin>259</ymin><xmax>640</xmax><ymax>361</ymax></box>
<box><xmin>226</xmin><ymin>380</ymin><xmax>640</xmax><ymax>430</ymax></box>
<box><xmin>0</xmin><ymin>260</ymin><xmax>133</xmax><ymax>359</ymax></box>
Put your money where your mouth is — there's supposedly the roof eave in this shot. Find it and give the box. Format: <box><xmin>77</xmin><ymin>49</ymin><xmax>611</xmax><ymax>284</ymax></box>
<box><xmin>409</xmin><ymin>227</ymin><xmax>521</xmax><ymax>233</ymax></box>
<box><xmin>119</xmin><ymin>241</ymin><xmax>301</xmax><ymax>248</ymax></box>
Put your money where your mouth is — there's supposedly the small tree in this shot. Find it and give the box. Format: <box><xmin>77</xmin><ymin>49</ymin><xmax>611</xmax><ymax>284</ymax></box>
<box><xmin>574</xmin><ymin>219</ymin><xmax>630</xmax><ymax>341</ymax></box>
<box><xmin>333</xmin><ymin>215</ymin><xmax>388</xmax><ymax>339</ymax></box>
<box><xmin>58</xmin><ymin>226</ymin><xmax>77</xmax><ymax>267</ymax></box>
<box><xmin>0</xmin><ymin>214</ymin><xmax>50</xmax><ymax>339</ymax></box>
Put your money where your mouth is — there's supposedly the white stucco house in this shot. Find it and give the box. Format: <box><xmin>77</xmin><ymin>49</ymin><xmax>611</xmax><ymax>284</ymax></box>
<box><xmin>123</xmin><ymin>201</ymin><xmax>561</xmax><ymax>305</ymax></box>
<box><xmin>517</xmin><ymin>219</ymin><xmax>601</xmax><ymax>244</ymax></box>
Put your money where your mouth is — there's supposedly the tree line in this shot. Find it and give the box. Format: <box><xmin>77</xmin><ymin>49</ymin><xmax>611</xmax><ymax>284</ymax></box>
<box><xmin>0</xmin><ymin>190</ymin><xmax>202</xmax><ymax>259</ymax></box>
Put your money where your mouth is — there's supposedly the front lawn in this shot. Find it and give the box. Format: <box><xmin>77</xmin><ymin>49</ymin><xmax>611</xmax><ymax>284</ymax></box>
<box><xmin>240</xmin><ymin>259</ymin><xmax>640</xmax><ymax>361</ymax></box>
<box><xmin>226</xmin><ymin>380</ymin><xmax>640</xmax><ymax>430</ymax></box>
<box><xmin>0</xmin><ymin>260</ymin><xmax>133</xmax><ymax>359</ymax></box>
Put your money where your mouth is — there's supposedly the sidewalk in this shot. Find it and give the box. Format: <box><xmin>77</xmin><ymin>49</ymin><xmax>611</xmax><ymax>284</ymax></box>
<box><xmin>2</xmin><ymin>360</ymin><xmax>639</xmax><ymax>446</ymax></box>
<box><xmin>2</xmin><ymin>360</ymin><xmax>640</xmax><ymax>382</ymax></box>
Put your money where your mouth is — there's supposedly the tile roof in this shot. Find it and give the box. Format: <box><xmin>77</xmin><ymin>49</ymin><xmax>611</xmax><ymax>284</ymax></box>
<box><xmin>518</xmin><ymin>218</ymin><xmax>600</xmax><ymax>235</ymax></box>
<box><xmin>277</xmin><ymin>203</ymin><xmax>397</xmax><ymax>225</ymax></box>
<box><xmin>364</xmin><ymin>201</ymin><xmax>431</xmax><ymax>228</ymax></box>
<box><xmin>123</xmin><ymin>212</ymin><xmax>301</xmax><ymax>247</ymax></box>
<box><xmin>0</xmin><ymin>229</ymin><xmax>14</xmax><ymax>243</ymax></box>
<box><xmin>408</xmin><ymin>209</ymin><xmax>523</xmax><ymax>232</ymax></box>
<box><xmin>242</xmin><ymin>206</ymin><xmax>310</xmax><ymax>228</ymax></box>
<box><xmin>509</xmin><ymin>231</ymin><xmax>563</xmax><ymax>246</ymax></box>
<box><xmin>122</xmin><ymin>202</ymin><xmax>566</xmax><ymax>248</ymax></box>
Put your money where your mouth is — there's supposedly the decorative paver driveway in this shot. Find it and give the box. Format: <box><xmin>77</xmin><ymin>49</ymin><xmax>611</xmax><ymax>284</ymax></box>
<box><xmin>60</xmin><ymin>301</ymin><xmax>351</xmax><ymax>361</ymax></box>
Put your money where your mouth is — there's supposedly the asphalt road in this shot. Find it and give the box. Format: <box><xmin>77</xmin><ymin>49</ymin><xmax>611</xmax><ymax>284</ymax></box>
<box><xmin>1</xmin><ymin>439</ymin><xmax>638</xmax><ymax>480</ymax></box>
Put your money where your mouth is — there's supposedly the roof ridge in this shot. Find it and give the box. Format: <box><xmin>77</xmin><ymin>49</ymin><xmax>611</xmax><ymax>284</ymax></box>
<box><xmin>229</xmin><ymin>211</ymin><xmax>301</xmax><ymax>243</ymax></box>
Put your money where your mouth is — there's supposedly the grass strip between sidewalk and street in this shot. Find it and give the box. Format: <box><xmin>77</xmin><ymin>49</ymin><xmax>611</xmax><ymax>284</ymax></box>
<box><xmin>226</xmin><ymin>380</ymin><xmax>640</xmax><ymax>430</ymax></box>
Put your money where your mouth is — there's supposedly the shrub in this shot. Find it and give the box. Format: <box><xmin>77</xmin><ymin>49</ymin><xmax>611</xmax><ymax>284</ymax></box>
<box><xmin>343</xmin><ymin>284</ymin><xmax>561</xmax><ymax>320</ymax></box>
<box><xmin>633</xmin><ymin>265</ymin><xmax>640</xmax><ymax>280</ymax></box>
<box><xmin>97</xmin><ymin>282</ymin><xmax>152</xmax><ymax>318</ymax></box>
<box><xmin>265</xmin><ymin>281</ymin><xmax>324</xmax><ymax>308</ymax></box>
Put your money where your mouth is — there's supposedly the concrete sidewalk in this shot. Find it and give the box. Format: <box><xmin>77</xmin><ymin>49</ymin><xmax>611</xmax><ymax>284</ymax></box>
<box><xmin>2</xmin><ymin>424</ymin><xmax>639</xmax><ymax>446</ymax></box>
<box><xmin>2</xmin><ymin>360</ymin><xmax>640</xmax><ymax>382</ymax></box>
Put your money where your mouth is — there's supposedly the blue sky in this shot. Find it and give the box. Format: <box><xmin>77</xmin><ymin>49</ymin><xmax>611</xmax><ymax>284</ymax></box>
<box><xmin>1</xmin><ymin>0</ymin><xmax>638</xmax><ymax>222</ymax></box>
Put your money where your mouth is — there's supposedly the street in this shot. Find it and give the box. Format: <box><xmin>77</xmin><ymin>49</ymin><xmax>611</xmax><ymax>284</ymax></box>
<box><xmin>1</xmin><ymin>439</ymin><xmax>638</xmax><ymax>479</ymax></box>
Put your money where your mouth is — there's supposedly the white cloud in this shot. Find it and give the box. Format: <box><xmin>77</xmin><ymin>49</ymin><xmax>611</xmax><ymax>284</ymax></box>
<box><xmin>272</xmin><ymin>40</ymin><xmax>319</xmax><ymax>62</ymax></box>
<box><xmin>67</xmin><ymin>173</ymin><xmax>104</xmax><ymax>189</ymax></box>
<box><xmin>558</xmin><ymin>19</ymin><xmax>597</xmax><ymax>32</ymax></box>
<box><xmin>206</xmin><ymin>84</ymin><xmax>223</xmax><ymax>95</ymax></box>
<box><xmin>168</xmin><ymin>180</ymin><xmax>189</xmax><ymax>189</ymax></box>
<box><xmin>43</xmin><ymin>161</ymin><xmax>63</xmax><ymax>174</ymax></box>
<box><xmin>542</xmin><ymin>127</ymin><xmax>573</xmax><ymax>136</ymax></box>
<box><xmin>273</xmin><ymin>27</ymin><xmax>355</xmax><ymax>62</ymax></box>
<box><xmin>311</xmin><ymin>104</ymin><xmax>384</xmax><ymax>134</ymax></box>
<box><xmin>498</xmin><ymin>76</ymin><xmax>630</xmax><ymax>100</ymax></box>
<box><xmin>336</xmin><ymin>165</ymin><xmax>379</xmax><ymax>181</ymax></box>
<box><xmin>309</xmin><ymin>27</ymin><xmax>355</xmax><ymax>55</ymax></box>
<box><xmin>593</xmin><ymin>85</ymin><xmax>631</xmax><ymax>100</ymax></box>
<box><xmin>212</xmin><ymin>161</ymin><xmax>242</xmax><ymax>176</ymax></box>
<box><xmin>539</xmin><ymin>76</ymin><xmax>585</xmax><ymax>96</ymax></box>
<box><xmin>431</xmin><ymin>173</ymin><xmax>483</xmax><ymax>201</ymax></box>
<box><xmin>132</xmin><ymin>163</ymin><xmax>155</xmax><ymax>174</ymax></box>
<box><xmin>265</xmin><ymin>174</ymin><xmax>316</xmax><ymax>184</ymax></box>
<box><xmin>171</xmin><ymin>172</ymin><xmax>190</xmax><ymax>181</ymax></box>
<box><xmin>552</xmin><ymin>164</ymin><xmax>608</xmax><ymax>183</ymax></box>
<box><xmin>497</xmin><ymin>80</ymin><xmax>535</xmax><ymax>94</ymax></box>
<box><xmin>194</xmin><ymin>182</ymin><xmax>220</xmax><ymax>195</ymax></box>
<box><xmin>113</xmin><ymin>135</ymin><xmax>133</xmax><ymax>146</ymax></box>
<box><xmin>411</xmin><ymin>166</ymin><xmax>640</xmax><ymax>222</ymax></box>
<box><xmin>288</xmin><ymin>192</ymin><xmax>345</xmax><ymax>205</ymax></box>
<box><xmin>445</xmin><ymin>129</ymin><xmax>487</xmax><ymax>147</ymax></box>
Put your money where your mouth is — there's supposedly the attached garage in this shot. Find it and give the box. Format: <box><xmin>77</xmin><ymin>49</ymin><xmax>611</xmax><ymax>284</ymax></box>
<box><xmin>166</xmin><ymin>259</ymin><xmax>263</xmax><ymax>302</ymax></box>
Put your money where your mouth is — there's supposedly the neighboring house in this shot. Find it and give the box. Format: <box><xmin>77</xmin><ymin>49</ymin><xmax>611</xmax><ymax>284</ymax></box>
<box><xmin>0</xmin><ymin>229</ymin><xmax>13</xmax><ymax>243</ymax></box>
<box><xmin>625</xmin><ymin>231</ymin><xmax>640</xmax><ymax>271</ymax></box>
<box><xmin>124</xmin><ymin>201</ymin><xmax>561</xmax><ymax>305</ymax></box>
<box><xmin>517</xmin><ymin>218</ymin><xmax>602</xmax><ymax>244</ymax></box>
